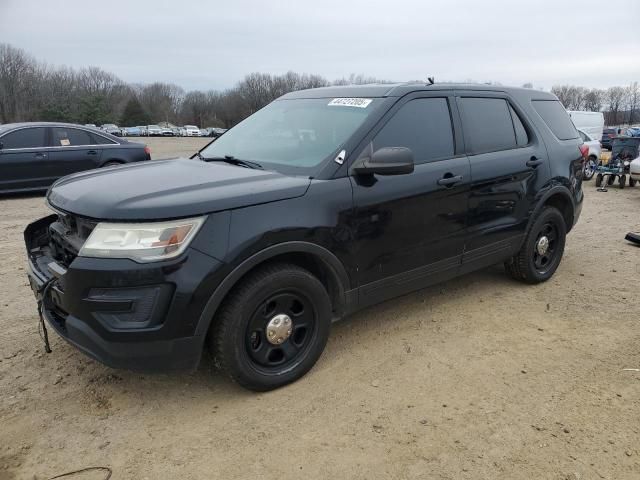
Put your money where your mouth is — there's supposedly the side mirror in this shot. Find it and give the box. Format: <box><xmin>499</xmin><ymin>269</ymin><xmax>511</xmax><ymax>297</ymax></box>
<box><xmin>352</xmin><ymin>146</ymin><xmax>414</xmax><ymax>176</ymax></box>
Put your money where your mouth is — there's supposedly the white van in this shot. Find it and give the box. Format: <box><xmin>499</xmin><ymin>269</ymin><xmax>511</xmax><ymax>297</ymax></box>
<box><xmin>567</xmin><ymin>111</ymin><xmax>604</xmax><ymax>143</ymax></box>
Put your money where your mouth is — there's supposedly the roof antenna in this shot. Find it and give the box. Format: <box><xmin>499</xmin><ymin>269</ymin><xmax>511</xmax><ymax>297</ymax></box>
<box><xmin>427</xmin><ymin>77</ymin><xmax>435</xmax><ymax>85</ymax></box>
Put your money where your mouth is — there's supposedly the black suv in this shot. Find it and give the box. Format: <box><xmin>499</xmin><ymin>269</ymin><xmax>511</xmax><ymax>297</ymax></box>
<box><xmin>25</xmin><ymin>84</ymin><xmax>585</xmax><ymax>391</ymax></box>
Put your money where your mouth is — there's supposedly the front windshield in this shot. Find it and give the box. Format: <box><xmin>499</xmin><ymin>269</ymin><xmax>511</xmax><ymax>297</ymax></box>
<box><xmin>200</xmin><ymin>97</ymin><xmax>382</xmax><ymax>173</ymax></box>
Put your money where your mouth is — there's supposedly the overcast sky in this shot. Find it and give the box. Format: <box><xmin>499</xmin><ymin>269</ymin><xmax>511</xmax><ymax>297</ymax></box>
<box><xmin>1</xmin><ymin>0</ymin><xmax>638</xmax><ymax>92</ymax></box>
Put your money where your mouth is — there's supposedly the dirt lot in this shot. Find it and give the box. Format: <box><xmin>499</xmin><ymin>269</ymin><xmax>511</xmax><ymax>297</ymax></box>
<box><xmin>1</xmin><ymin>141</ymin><xmax>639</xmax><ymax>479</ymax></box>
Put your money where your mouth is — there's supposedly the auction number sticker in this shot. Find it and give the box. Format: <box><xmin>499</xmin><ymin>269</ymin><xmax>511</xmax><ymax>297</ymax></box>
<box><xmin>328</xmin><ymin>98</ymin><xmax>372</xmax><ymax>108</ymax></box>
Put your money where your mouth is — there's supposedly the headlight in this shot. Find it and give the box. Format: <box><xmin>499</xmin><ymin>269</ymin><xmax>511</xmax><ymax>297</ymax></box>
<box><xmin>79</xmin><ymin>216</ymin><xmax>205</xmax><ymax>262</ymax></box>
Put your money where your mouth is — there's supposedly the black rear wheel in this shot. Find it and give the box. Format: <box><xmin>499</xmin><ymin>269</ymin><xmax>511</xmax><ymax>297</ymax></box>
<box><xmin>607</xmin><ymin>175</ymin><xmax>615</xmax><ymax>185</ymax></box>
<box><xmin>211</xmin><ymin>263</ymin><xmax>331</xmax><ymax>391</ymax></box>
<box><xmin>505</xmin><ymin>206</ymin><xmax>566</xmax><ymax>284</ymax></box>
<box><xmin>620</xmin><ymin>175</ymin><xmax>626</xmax><ymax>189</ymax></box>
<box><xmin>630</xmin><ymin>177</ymin><xmax>637</xmax><ymax>187</ymax></box>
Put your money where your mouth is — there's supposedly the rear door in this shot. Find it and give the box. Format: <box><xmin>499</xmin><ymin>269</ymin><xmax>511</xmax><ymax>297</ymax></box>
<box><xmin>48</xmin><ymin>126</ymin><xmax>103</xmax><ymax>177</ymax></box>
<box><xmin>0</xmin><ymin>126</ymin><xmax>50</xmax><ymax>191</ymax></box>
<box><xmin>457</xmin><ymin>93</ymin><xmax>549</xmax><ymax>273</ymax></box>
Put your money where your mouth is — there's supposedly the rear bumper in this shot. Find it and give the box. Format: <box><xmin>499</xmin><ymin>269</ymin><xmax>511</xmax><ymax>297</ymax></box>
<box><xmin>24</xmin><ymin>215</ymin><xmax>222</xmax><ymax>372</ymax></box>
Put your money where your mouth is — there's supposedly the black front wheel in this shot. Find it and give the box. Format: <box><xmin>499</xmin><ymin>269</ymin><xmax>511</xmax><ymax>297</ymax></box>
<box><xmin>630</xmin><ymin>177</ymin><xmax>637</xmax><ymax>187</ymax></box>
<box><xmin>211</xmin><ymin>263</ymin><xmax>331</xmax><ymax>391</ymax></box>
<box><xmin>505</xmin><ymin>206</ymin><xmax>567</xmax><ymax>284</ymax></box>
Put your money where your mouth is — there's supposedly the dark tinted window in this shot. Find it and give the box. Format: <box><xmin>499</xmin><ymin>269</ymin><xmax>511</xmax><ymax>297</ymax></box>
<box><xmin>532</xmin><ymin>100</ymin><xmax>579</xmax><ymax>140</ymax></box>
<box><xmin>1</xmin><ymin>127</ymin><xmax>47</xmax><ymax>149</ymax></box>
<box><xmin>460</xmin><ymin>97</ymin><xmax>516</xmax><ymax>154</ymax></box>
<box><xmin>373</xmin><ymin>98</ymin><xmax>454</xmax><ymax>163</ymax></box>
<box><xmin>509</xmin><ymin>105</ymin><xmax>529</xmax><ymax>146</ymax></box>
<box><xmin>92</xmin><ymin>133</ymin><xmax>117</xmax><ymax>145</ymax></box>
<box><xmin>52</xmin><ymin>127</ymin><xmax>93</xmax><ymax>146</ymax></box>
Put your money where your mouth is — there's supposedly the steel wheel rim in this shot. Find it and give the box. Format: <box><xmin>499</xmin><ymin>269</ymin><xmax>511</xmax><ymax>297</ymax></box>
<box><xmin>533</xmin><ymin>221</ymin><xmax>559</xmax><ymax>273</ymax></box>
<box><xmin>245</xmin><ymin>290</ymin><xmax>317</xmax><ymax>370</ymax></box>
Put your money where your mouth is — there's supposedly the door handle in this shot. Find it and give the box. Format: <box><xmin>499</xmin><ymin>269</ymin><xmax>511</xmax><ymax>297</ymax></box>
<box><xmin>526</xmin><ymin>157</ymin><xmax>544</xmax><ymax>168</ymax></box>
<box><xmin>87</xmin><ymin>150</ymin><xmax>98</xmax><ymax>155</ymax></box>
<box><xmin>437</xmin><ymin>174</ymin><xmax>463</xmax><ymax>187</ymax></box>
<box><xmin>34</xmin><ymin>152</ymin><xmax>46</xmax><ymax>158</ymax></box>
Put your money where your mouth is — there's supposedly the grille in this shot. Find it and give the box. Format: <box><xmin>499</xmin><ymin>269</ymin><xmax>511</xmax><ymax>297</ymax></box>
<box><xmin>48</xmin><ymin>213</ymin><xmax>97</xmax><ymax>267</ymax></box>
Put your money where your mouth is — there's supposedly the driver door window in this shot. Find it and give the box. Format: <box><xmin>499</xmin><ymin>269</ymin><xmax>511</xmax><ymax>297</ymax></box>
<box><xmin>373</xmin><ymin>98</ymin><xmax>455</xmax><ymax>164</ymax></box>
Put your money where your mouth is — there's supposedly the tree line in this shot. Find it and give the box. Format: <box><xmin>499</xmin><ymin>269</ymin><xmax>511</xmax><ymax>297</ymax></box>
<box><xmin>550</xmin><ymin>83</ymin><xmax>639</xmax><ymax>126</ymax></box>
<box><xmin>1</xmin><ymin>42</ymin><xmax>638</xmax><ymax>128</ymax></box>
<box><xmin>0</xmin><ymin>43</ymin><xmax>389</xmax><ymax>128</ymax></box>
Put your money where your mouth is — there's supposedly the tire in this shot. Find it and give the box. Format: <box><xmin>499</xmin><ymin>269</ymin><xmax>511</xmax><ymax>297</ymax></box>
<box><xmin>595</xmin><ymin>174</ymin><xmax>603</xmax><ymax>187</ymax></box>
<box><xmin>630</xmin><ymin>178</ymin><xmax>637</xmax><ymax>187</ymax></box>
<box><xmin>504</xmin><ymin>206</ymin><xmax>566</xmax><ymax>284</ymax></box>
<box><xmin>583</xmin><ymin>157</ymin><xmax>597</xmax><ymax>181</ymax></box>
<box><xmin>101</xmin><ymin>161</ymin><xmax>122</xmax><ymax>168</ymax></box>
<box><xmin>211</xmin><ymin>263</ymin><xmax>331</xmax><ymax>391</ymax></box>
<box><xmin>607</xmin><ymin>175</ymin><xmax>615</xmax><ymax>185</ymax></box>
<box><xmin>619</xmin><ymin>175</ymin><xmax>626</xmax><ymax>189</ymax></box>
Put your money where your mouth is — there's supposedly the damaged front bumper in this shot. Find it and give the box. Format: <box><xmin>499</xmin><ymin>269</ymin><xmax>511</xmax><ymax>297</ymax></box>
<box><xmin>24</xmin><ymin>214</ymin><xmax>217</xmax><ymax>371</ymax></box>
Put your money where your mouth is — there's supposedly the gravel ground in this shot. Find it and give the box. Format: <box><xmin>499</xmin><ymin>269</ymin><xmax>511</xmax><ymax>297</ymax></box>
<box><xmin>1</xmin><ymin>140</ymin><xmax>639</xmax><ymax>480</ymax></box>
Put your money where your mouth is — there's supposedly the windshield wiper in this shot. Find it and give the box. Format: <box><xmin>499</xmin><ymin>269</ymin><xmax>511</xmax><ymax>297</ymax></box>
<box><xmin>199</xmin><ymin>154</ymin><xmax>263</xmax><ymax>170</ymax></box>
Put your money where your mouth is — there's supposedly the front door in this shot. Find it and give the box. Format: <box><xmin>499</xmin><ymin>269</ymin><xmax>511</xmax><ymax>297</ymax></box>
<box><xmin>349</xmin><ymin>94</ymin><xmax>470</xmax><ymax>307</ymax></box>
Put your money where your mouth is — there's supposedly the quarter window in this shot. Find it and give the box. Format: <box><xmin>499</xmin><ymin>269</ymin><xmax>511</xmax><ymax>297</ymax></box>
<box><xmin>1</xmin><ymin>127</ymin><xmax>47</xmax><ymax>149</ymax></box>
<box><xmin>509</xmin><ymin>105</ymin><xmax>529</xmax><ymax>146</ymax></box>
<box><xmin>372</xmin><ymin>98</ymin><xmax>454</xmax><ymax>164</ymax></box>
<box><xmin>459</xmin><ymin>97</ymin><xmax>517</xmax><ymax>154</ymax></box>
<box><xmin>531</xmin><ymin>100</ymin><xmax>579</xmax><ymax>140</ymax></box>
<box><xmin>92</xmin><ymin>133</ymin><xmax>117</xmax><ymax>145</ymax></box>
<box><xmin>52</xmin><ymin>127</ymin><xmax>93</xmax><ymax>147</ymax></box>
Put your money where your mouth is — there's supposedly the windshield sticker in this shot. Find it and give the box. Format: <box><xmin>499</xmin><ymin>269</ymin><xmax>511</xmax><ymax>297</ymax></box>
<box><xmin>328</xmin><ymin>98</ymin><xmax>372</xmax><ymax>108</ymax></box>
<box><xmin>59</xmin><ymin>138</ymin><xmax>70</xmax><ymax>146</ymax></box>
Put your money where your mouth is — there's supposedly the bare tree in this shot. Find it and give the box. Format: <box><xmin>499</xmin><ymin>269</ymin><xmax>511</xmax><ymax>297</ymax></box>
<box><xmin>0</xmin><ymin>43</ymin><xmax>38</xmax><ymax>123</ymax></box>
<box><xmin>626</xmin><ymin>81</ymin><xmax>639</xmax><ymax>124</ymax></box>
<box><xmin>606</xmin><ymin>86</ymin><xmax>627</xmax><ymax>125</ymax></box>
<box><xmin>583</xmin><ymin>88</ymin><xmax>604</xmax><ymax>112</ymax></box>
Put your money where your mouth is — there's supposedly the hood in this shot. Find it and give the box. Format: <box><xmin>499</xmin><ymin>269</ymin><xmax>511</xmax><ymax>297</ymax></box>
<box><xmin>47</xmin><ymin>158</ymin><xmax>311</xmax><ymax>220</ymax></box>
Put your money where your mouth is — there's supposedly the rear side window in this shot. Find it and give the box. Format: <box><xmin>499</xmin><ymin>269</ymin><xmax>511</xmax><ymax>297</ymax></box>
<box><xmin>532</xmin><ymin>100</ymin><xmax>579</xmax><ymax>140</ymax></box>
<box><xmin>459</xmin><ymin>97</ymin><xmax>517</xmax><ymax>154</ymax></box>
<box><xmin>52</xmin><ymin>127</ymin><xmax>93</xmax><ymax>146</ymax></box>
<box><xmin>92</xmin><ymin>133</ymin><xmax>117</xmax><ymax>145</ymax></box>
<box><xmin>373</xmin><ymin>98</ymin><xmax>454</xmax><ymax>164</ymax></box>
<box><xmin>1</xmin><ymin>127</ymin><xmax>47</xmax><ymax>149</ymax></box>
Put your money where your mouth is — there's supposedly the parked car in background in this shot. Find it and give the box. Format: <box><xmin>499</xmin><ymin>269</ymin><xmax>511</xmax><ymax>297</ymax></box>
<box><xmin>567</xmin><ymin>111</ymin><xmax>604</xmax><ymax>145</ymax></box>
<box><xmin>101</xmin><ymin>124</ymin><xmax>122</xmax><ymax>136</ymax></box>
<box><xmin>630</xmin><ymin>153</ymin><xmax>640</xmax><ymax>184</ymax></box>
<box><xmin>210</xmin><ymin>128</ymin><xmax>227</xmax><ymax>138</ymax></box>
<box><xmin>147</xmin><ymin>125</ymin><xmax>162</xmax><ymax>136</ymax></box>
<box><xmin>171</xmin><ymin>127</ymin><xmax>184</xmax><ymax>136</ymax></box>
<box><xmin>0</xmin><ymin>122</ymin><xmax>151</xmax><ymax>193</ymax></box>
<box><xmin>160</xmin><ymin>127</ymin><xmax>174</xmax><ymax>136</ymax></box>
<box><xmin>24</xmin><ymin>84</ymin><xmax>584</xmax><ymax>391</ymax></box>
<box><xmin>601</xmin><ymin>128</ymin><xmax>617</xmax><ymax>150</ymax></box>
<box><xmin>184</xmin><ymin>125</ymin><xmax>201</xmax><ymax>137</ymax></box>
<box><xmin>125</xmin><ymin>126</ymin><xmax>143</xmax><ymax>136</ymax></box>
<box><xmin>135</xmin><ymin>126</ymin><xmax>148</xmax><ymax>136</ymax></box>
<box><xmin>199</xmin><ymin>129</ymin><xmax>208</xmax><ymax>137</ymax></box>
<box><xmin>577</xmin><ymin>128</ymin><xmax>602</xmax><ymax>180</ymax></box>
<box><xmin>84</xmin><ymin>124</ymin><xmax>98</xmax><ymax>129</ymax></box>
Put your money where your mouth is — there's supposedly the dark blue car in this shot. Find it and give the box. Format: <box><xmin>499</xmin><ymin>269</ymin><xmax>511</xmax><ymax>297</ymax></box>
<box><xmin>0</xmin><ymin>122</ymin><xmax>151</xmax><ymax>193</ymax></box>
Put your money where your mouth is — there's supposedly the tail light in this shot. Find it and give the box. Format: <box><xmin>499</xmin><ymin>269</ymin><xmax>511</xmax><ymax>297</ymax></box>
<box><xmin>144</xmin><ymin>146</ymin><xmax>151</xmax><ymax>158</ymax></box>
<box><xmin>579</xmin><ymin>144</ymin><xmax>589</xmax><ymax>161</ymax></box>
